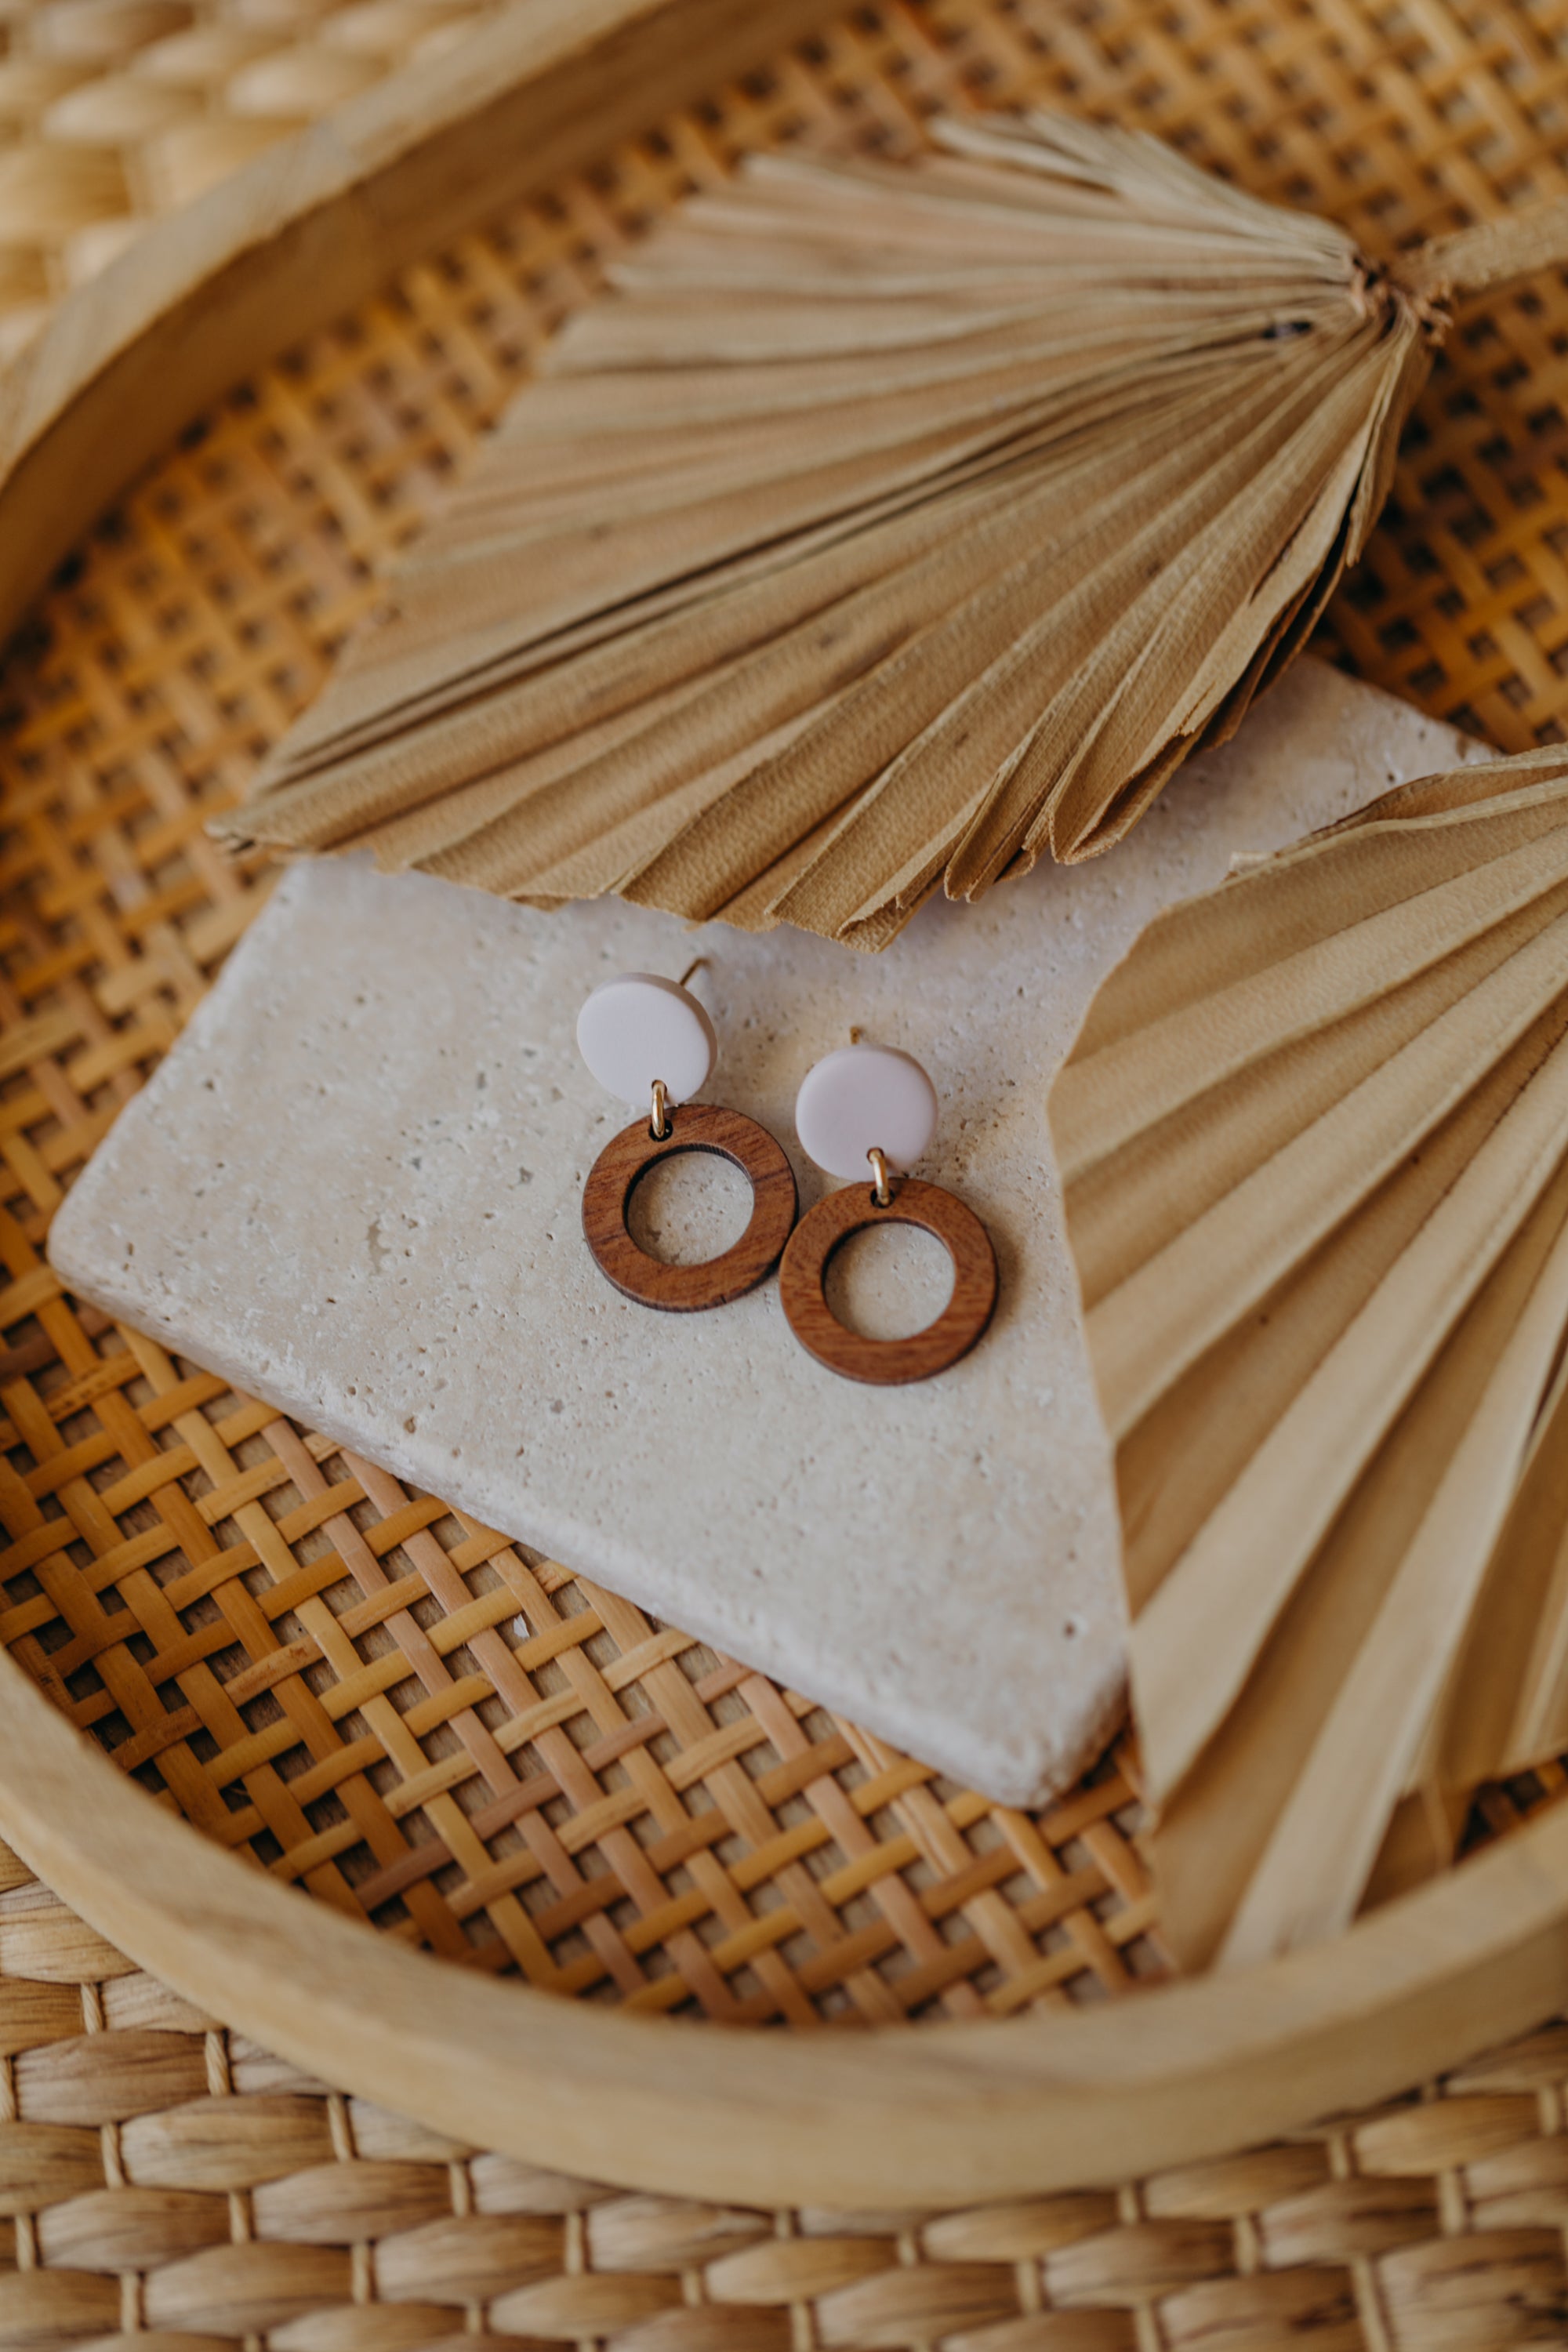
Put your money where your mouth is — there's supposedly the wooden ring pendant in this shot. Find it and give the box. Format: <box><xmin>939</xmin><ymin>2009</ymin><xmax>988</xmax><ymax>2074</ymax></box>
<box><xmin>582</xmin><ymin>1101</ymin><xmax>797</xmax><ymax>1311</ymax></box>
<box><xmin>779</xmin><ymin>1178</ymin><xmax>998</xmax><ymax>1384</ymax></box>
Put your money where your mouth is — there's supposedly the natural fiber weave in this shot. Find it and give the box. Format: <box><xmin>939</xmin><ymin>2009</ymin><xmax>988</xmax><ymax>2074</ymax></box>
<box><xmin>2</xmin><ymin>1837</ymin><xmax>1568</xmax><ymax>2351</ymax></box>
<box><xmin>8</xmin><ymin>0</ymin><xmax>1568</xmax><ymax>2332</ymax></box>
<box><xmin>5</xmin><ymin>0</ymin><xmax>1568</xmax><ymax>2034</ymax></box>
<box><xmin>1</xmin><ymin>0</ymin><xmax>1567</xmax><ymax>2054</ymax></box>
<box><xmin>0</xmin><ymin>0</ymin><xmax>1566</xmax><ymax>2046</ymax></box>
<box><xmin>0</xmin><ymin>0</ymin><xmax>499</xmax><ymax>364</ymax></box>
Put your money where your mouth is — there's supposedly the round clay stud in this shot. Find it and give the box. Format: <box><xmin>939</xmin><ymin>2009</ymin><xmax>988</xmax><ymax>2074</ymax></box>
<box><xmin>779</xmin><ymin>1179</ymin><xmax>998</xmax><ymax>1384</ymax></box>
<box><xmin>582</xmin><ymin>1102</ymin><xmax>798</xmax><ymax>1311</ymax></box>
<box><xmin>577</xmin><ymin>973</ymin><xmax>716</xmax><ymax>1108</ymax></box>
<box><xmin>795</xmin><ymin>1044</ymin><xmax>938</xmax><ymax>1180</ymax></box>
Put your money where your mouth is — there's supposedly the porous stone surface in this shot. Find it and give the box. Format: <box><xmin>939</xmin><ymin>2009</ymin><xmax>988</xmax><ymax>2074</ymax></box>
<box><xmin>50</xmin><ymin>662</ymin><xmax>1481</xmax><ymax>1803</ymax></box>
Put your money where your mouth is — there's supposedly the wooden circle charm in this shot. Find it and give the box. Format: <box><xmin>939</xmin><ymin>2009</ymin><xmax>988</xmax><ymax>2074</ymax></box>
<box><xmin>582</xmin><ymin>1102</ymin><xmax>797</xmax><ymax>1311</ymax></box>
<box><xmin>779</xmin><ymin>1179</ymin><xmax>998</xmax><ymax>1385</ymax></box>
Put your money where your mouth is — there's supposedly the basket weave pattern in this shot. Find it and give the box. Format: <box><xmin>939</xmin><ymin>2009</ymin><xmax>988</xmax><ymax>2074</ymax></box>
<box><xmin>2</xmin><ymin>0</ymin><xmax>1568</xmax><ymax>2017</ymax></box>
<box><xmin>5</xmin><ymin>0</ymin><xmax>1568</xmax><ymax>2333</ymax></box>
<box><xmin>2</xmin><ymin>1839</ymin><xmax>1568</xmax><ymax>2350</ymax></box>
<box><xmin>0</xmin><ymin>0</ymin><xmax>497</xmax><ymax>362</ymax></box>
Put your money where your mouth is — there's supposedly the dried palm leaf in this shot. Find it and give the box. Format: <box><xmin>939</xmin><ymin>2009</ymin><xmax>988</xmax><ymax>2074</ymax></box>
<box><xmin>214</xmin><ymin>113</ymin><xmax>1568</xmax><ymax>949</ymax></box>
<box><xmin>1047</xmin><ymin>745</ymin><xmax>1568</xmax><ymax>1971</ymax></box>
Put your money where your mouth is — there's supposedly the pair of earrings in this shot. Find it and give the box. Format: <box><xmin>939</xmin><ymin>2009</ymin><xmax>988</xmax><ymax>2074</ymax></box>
<box><xmin>575</xmin><ymin>969</ymin><xmax>997</xmax><ymax>1385</ymax></box>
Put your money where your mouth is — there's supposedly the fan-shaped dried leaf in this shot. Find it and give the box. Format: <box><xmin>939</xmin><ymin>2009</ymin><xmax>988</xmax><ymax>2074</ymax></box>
<box><xmin>1047</xmin><ymin>746</ymin><xmax>1568</xmax><ymax>1970</ymax></box>
<box><xmin>215</xmin><ymin>110</ymin><xmax>1562</xmax><ymax>949</ymax></box>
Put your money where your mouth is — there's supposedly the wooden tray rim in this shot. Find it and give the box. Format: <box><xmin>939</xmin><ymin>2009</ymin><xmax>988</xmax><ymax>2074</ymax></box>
<box><xmin>0</xmin><ymin>0</ymin><xmax>841</xmax><ymax>650</ymax></box>
<box><xmin>5</xmin><ymin>1648</ymin><xmax>1566</xmax><ymax>2204</ymax></box>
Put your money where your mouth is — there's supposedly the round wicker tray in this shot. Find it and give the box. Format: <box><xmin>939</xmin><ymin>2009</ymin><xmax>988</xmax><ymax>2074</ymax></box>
<box><xmin>5</xmin><ymin>0</ymin><xmax>1568</xmax><ymax>2286</ymax></box>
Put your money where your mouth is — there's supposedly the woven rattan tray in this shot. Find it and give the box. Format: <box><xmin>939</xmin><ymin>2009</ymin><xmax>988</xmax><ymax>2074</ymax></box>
<box><xmin>9</xmin><ymin>0</ymin><xmax>1568</xmax><ymax>2245</ymax></box>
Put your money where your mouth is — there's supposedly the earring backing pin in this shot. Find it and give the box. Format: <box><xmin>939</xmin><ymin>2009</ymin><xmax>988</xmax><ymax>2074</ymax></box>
<box><xmin>650</xmin><ymin>1078</ymin><xmax>670</xmax><ymax>1141</ymax></box>
<box><xmin>677</xmin><ymin>956</ymin><xmax>709</xmax><ymax>989</ymax></box>
<box><xmin>867</xmin><ymin>1146</ymin><xmax>892</xmax><ymax>1207</ymax></box>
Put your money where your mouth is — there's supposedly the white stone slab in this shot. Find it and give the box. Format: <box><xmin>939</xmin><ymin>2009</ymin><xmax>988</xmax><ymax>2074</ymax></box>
<box><xmin>49</xmin><ymin>661</ymin><xmax>1481</xmax><ymax>1804</ymax></box>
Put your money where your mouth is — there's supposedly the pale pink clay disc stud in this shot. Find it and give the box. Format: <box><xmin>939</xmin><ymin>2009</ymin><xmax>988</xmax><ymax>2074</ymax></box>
<box><xmin>794</xmin><ymin>1043</ymin><xmax>938</xmax><ymax>1179</ymax></box>
<box><xmin>575</xmin><ymin>972</ymin><xmax>715</xmax><ymax>1106</ymax></box>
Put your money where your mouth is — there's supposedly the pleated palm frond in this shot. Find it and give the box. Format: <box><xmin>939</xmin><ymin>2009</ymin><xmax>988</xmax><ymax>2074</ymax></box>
<box><xmin>1047</xmin><ymin>746</ymin><xmax>1568</xmax><ymax>1972</ymax></box>
<box><xmin>214</xmin><ymin>111</ymin><xmax>1568</xmax><ymax>949</ymax></box>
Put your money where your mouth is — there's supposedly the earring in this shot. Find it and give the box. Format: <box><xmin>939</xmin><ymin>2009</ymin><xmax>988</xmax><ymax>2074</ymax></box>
<box><xmin>577</xmin><ymin>968</ymin><xmax>797</xmax><ymax>1311</ymax></box>
<box><xmin>780</xmin><ymin>1044</ymin><xmax>998</xmax><ymax>1385</ymax></box>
